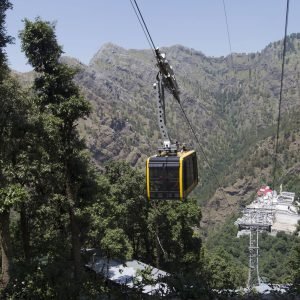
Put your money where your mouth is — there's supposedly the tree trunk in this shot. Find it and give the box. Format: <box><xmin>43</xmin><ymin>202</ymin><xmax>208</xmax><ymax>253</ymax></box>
<box><xmin>0</xmin><ymin>209</ymin><xmax>12</xmax><ymax>289</ymax></box>
<box><xmin>20</xmin><ymin>204</ymin><xmax>30</xmax><ymax>262</ymax></box>
<box><xmin>66</xmin><ymin>175</ymin><xmax>82</xmax><ymax>286</ymax></box>
<box><xmin>69</xmin><ymin>207</ymin><xmax>81</xmax><ymax>281</ymax></box>
<box><xmin>143</xmin><ymin>232</ymin><xmax>152</xmax><ymax>264</ymax></box>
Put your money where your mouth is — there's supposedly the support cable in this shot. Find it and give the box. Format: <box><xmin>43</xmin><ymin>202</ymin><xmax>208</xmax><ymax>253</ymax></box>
<box><xmin>132</xmin><ymin>0</ymin><xmax>156</xmax><ymax>50</ymax></box>
<box><xmin>178</xmin><ymin>102</ymin><xmax>229</xmax><ymax>202</ymax></box>
<box><xmin>129</xmin><ymin>0</ymin><xmax>156</xmax><ymax>56</ymax></box>
<box><xmin>272</xmin><ymin>0</ymin><xmax>290</xmax><ymax>189</ymax></box>
<box><xmin>222</xmin><ymin>0</ymin><xmax>234</xmax><ymax>71</ymax></box>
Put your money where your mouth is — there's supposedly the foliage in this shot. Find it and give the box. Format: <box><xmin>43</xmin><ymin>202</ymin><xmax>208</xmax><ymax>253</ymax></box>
<box><xmin>0</xmin><ymin>1</ymin><xmax>32</xmax><ymax>290</ymax></box>
<box><xmin>101</xmin><ymin>228</ymin><xmax>133</xmax><ymax>260</ymax></box>
<box><xmin>2</xmin><ymin>4</ymin><xmax>300</xmax><ymax>298</ymax></box>
<box><xmin>147</xmin><ymin>199</ymin><xmax>202</xmax><ymax>271</ymax></box>
<box><xmin>20</xmin><ymin>18</ymin><xmax>63</xmax><ymax>72</ymax></box>
<box><xmin>0</xmin><ymin>0</ymin><xmax>13</xmax><ymax>78</ymax></box>
<box><xmin>259</xmin><ymin>231</ymin><xmax>299</xmax><ymax>283</ymax></box>
<box><xmin>0</xmin><ymin>185</ymin><xmax>28</xmax><ymax>213</ymax></box>
<box><xmin>84</xmin><ymin>161</ymin><xmax>209</xmax><ymax>297</ymax></box>
<box><xmin>205</xmin><ymin>219</ymin><xmax>248</xmax><ymax>288</ymax></box>
<box><xmin>202</xmin><ymin>246</ymin><xmax>247</xmax><ymax>290</ymax></box>
<box><xmin>289</xmin><ymin>242</ymin><xmax>300</xmax><ymax>294</ymax></box>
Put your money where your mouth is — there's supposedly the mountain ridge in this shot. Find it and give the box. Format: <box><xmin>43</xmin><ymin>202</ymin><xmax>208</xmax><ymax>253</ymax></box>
<box><xmin>13</xmin><ymin>34</ymin><xmax>300</xmax><ymax>229</ymax></box>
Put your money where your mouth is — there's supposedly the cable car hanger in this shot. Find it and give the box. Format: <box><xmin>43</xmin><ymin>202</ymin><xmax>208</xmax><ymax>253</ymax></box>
<box><xmin>154</xmin><ymin>48</ymin><xmax>181</xmax><ymax>153</ymax></box>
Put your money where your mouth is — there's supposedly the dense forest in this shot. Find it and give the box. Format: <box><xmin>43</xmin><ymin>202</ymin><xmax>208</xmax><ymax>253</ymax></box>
<box><xmin>1</xmin><ymin>1</ymin><xmax>300</xmax><ymax>299</ymax></box>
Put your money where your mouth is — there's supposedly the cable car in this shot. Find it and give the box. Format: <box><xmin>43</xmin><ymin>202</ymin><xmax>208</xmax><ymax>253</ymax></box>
<box><xmin>146</xmin><ymin>150</ymin><xmax>198</xmax><ymax>200</ymax></box>
<box><xmin>146</xmin><ymin>49</ymin><xmax>198</xmax><ymax>200</ymax></box>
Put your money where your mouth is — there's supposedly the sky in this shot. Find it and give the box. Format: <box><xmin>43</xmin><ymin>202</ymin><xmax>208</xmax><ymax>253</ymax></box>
<box><xmin>5</xmin><ymin>0</ymin><xmax>300</xmax><ymax>72</ymax></box>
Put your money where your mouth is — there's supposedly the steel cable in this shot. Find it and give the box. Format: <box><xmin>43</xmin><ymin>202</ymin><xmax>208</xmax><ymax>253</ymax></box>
<box><xmin>272</xmin><ymin>0</ymin><xmax>290</xmax><ymax>189</ymax></box>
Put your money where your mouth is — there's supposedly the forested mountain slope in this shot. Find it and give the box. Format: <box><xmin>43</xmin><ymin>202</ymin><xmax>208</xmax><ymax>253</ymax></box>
<box><xmin>15</xmin><ymin>34</ymin><xmax>300</xmax><ymax>228</ymax></box>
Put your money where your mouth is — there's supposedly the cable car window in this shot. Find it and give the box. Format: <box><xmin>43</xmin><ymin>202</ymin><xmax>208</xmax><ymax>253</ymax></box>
<box><xmin>188</xmin><ymin>158</ymin><xmax>193</xmax><ymax>188</ymax></box>
<box><xmin>183</xmin><ymin>156</ymin><xmax>192</xmax><ymax>190</ymax></box>
<box><xmin>183</xmin><ymin>160</ymin><xmax>188</xmax><ymax>191</ymax></box>
<box><xmin>193</xmin><ymin>154</ymin><xmax>198</xmax><ymax>182</ymax></box>
<box><xmin>150</xmin><ymin>167</ymin><xmax>162</xmax><ymax>179</ymax></box>
<box><xmin>150</xmin><ymin>180</ymin><xmax>165</xmax><ymax>192</ymax></box>
<box><xmin>149</xmin><ymin>167</ymin><xmax>165</xmax><ymax>191</ymax></box>
<box><xmin>149</xmin><ymin>165</ymin><xmax>179</xmax><ymax>193</ymax></box>
<box><xmin>166</xmin><ymin>167</ymin><xmax>179</xmax><ymax>191</ymax></box>
<box><xmin>182</xmin><ymin>153</ymin><xmax>198</xmax><ymax>195</ymax></box>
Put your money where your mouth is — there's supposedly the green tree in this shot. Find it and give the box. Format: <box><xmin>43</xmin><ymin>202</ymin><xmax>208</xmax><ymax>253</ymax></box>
<box><xmin>20</xmin><ymin>18</ymin><xmax>91</xmax><ymax>296</ymax></box>
<box><xmin>0</xmin><ymin>81</ymin><xmax>31</xmax><ymax>271</ymax></box>
<box><xmin>0</xmin><ymin>0</ymin><xmax>30</xmax><ymax>290</ymax></box>
<box><xmin>147</xmin><ymin>199</ymin><xmax>202</xmax><ymax>271</ymax></box>
<box><xmin>0</xmin><ymin>0</ymin><xmax>13</xmax><ymax>78</ymax></box>
<box><xmin>289</xmin><ymin>242</ymin><xmax>300</xmax><ymax>294</ymax></box>
<box><xmin>202</xmin><ymin>246</ymin><xmax>247</xmax><ymax>290</ymax></box>
<box><xmin>85</xmin><ymin>162</ymin><xmax>149</xmax><ymax>263</ymax></box>
<box><xmin>104</xmin><ymin>161</ymin><xmax>149</xmax><ymax>259</ymax></box>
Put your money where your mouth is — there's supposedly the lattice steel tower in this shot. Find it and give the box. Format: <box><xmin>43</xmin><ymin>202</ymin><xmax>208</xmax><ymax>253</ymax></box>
<box><xmin>237</xmin><ymin>208</ymin><xmax>274</xmax><ymax>287</ymax></box>
<box><xmin>248</xmin><ymin>228</ymin><xmax>260</xmax><ymax>287</ymax></box>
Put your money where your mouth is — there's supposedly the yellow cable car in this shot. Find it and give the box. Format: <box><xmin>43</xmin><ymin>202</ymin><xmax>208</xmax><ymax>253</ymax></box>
<box><xmin>146</xmin><ymin>49</ymin><xmax>198</xmax><ymax>200</ymax></box>
<box><xmin>146</xmin><ymin>150</ymin><xmax>198</xmax><ymax>200</ymax></box>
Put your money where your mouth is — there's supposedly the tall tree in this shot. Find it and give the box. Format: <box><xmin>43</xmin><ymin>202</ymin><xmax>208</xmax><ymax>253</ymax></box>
<box><xmin>0</xmin><ymin>0</ymin><xmax>24</xmax><ymax>290</ymax></box>
<box><xmin>20</xmin><ymin>18</ymin><xmax>91</xmax><ymax>295</ymax></box>
<box><xmin>0</xmin><ymin>77</ymin><xmax>30</xmax><ymax>290</ymax></box>
<box><xmin>0</xmin><ymin>0</ymin><xmax>13</xmax><ymax>78</ymax></box>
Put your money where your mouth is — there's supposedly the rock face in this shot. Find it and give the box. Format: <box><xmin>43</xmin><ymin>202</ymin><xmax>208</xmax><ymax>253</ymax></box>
<box><xmin>201</xmin><ymin>177</ymin><xmax>257</xmax><ymax>228</ymax></box>
<box><xmin>14</xmin><ymin>34</ymin><xmax>300</xmax><ymax>227</ymax></box>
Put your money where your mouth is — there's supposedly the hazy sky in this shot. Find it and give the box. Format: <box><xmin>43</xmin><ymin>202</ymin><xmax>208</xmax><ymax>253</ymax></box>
<box><xmin>6</xmin><ymin>0</ymin><xmax>300</xmax><ymax>72</ymax></box>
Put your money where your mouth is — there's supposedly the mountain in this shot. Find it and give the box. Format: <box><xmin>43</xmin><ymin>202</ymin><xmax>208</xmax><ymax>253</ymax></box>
<box><xmin>14</xmin><ymin>34</ymin><xmax>300</xmax><ymax>229</ymax></box>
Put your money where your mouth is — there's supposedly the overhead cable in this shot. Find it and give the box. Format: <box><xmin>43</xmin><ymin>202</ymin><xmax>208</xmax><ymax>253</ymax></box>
<box><xmin>178</xmin><ymin>102</ymin><xmax>229</xmax><ymax>202</ymax></box>
<box><xmin>272</xmin><ymin>0</ymin><xmax>290</xmax><ymax>188</ymax></box>
<box><xmin>222</xmin><ymin>0</ymin><xmax>234</xmax><ymax>71</ymax></box>
<box><xmin>129</xmin><ymin>0</ymin><xmax>156</xmax><ymax>56</ymax></box>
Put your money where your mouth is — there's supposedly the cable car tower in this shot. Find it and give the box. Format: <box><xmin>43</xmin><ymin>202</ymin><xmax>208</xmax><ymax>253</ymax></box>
<box><xmin>237</xmin><ymin>206</ymin><xmax>275</xmax><ymax>287</ymax></box>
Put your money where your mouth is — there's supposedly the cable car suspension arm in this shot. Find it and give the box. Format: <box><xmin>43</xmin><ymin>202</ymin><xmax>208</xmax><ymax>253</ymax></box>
<box><xmin>154</xmin><ymin>49</ymin><xmax>181</xmax><ymax>153</ymax></box>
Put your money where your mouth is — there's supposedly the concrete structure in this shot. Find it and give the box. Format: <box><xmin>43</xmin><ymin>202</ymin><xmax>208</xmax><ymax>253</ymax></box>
<box><xmin>235</xmin><ymin>186</ymin><xmax>300</xmax><ymax>288</ymax></box>
<box><xmin>236</xmin><ymin>186</ymin><xmax>300</xmax><ymax>235</ymax></box>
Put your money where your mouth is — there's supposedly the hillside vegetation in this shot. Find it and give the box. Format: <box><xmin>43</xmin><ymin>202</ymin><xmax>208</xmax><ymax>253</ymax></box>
<box><xmin>15</xmin><ymin>34</ymin><xmax>300</xmax><ymax>228</ymax></box>
<box><xmin>29</xmin><ymin>34</ymin><xmax>300</xmax><ymax>227</ymax></box>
